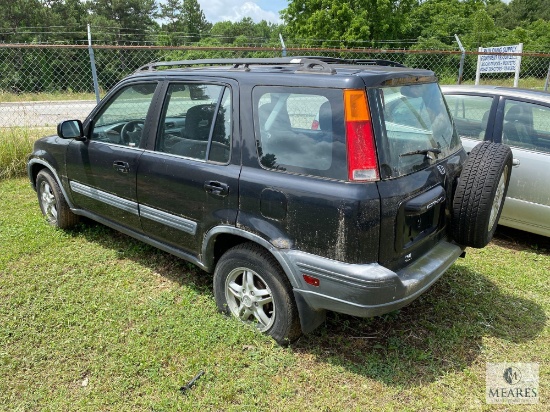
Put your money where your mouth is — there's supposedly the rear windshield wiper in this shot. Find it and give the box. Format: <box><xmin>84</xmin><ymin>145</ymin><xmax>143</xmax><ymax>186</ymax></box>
<box><xmin>400</xmin><ymin>148</ymin><xmax>442</xmax><ymax>157</ymax></box>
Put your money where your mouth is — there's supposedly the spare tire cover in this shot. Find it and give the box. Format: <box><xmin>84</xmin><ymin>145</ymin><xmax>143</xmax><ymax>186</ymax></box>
<box><xmin>452</xmin><ymin>141</ymin><xmax>513</xmax><ymax>248</ymax></box>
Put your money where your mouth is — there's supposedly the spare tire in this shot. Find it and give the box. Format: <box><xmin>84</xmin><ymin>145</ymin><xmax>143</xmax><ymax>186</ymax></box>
<box><xmin>452</xmin><ymin>142</ymin><xmax>512</xmax><ymax>248</ymax></box>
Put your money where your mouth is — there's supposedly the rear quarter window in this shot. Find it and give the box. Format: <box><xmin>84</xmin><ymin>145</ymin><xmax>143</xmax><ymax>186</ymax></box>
<box><xmin>253</xmin><ymin>87</ymin><xmax>347</xmax><ymax>180</ymax></box>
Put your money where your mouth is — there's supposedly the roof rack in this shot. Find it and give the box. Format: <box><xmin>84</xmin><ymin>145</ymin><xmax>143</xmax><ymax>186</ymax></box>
<box><xmin>291</xmin><ymin>56</ymin><xmax>405</xmax><ymax>68</ymax></box>
<box><xmin>135</xmin><ymin>56</ymin><xmax>406</xmax><ymax>75</ymax></box>
<box><xmin>136</xmin><ymin>57</ymin><xmax>336</xmax><ymax>75</ymax></box>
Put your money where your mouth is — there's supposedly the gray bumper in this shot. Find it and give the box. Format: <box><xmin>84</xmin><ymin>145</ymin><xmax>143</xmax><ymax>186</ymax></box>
<box><xmin>279</xmin><ymin>240</ymin><xmax>463</xmax><ymax>320</ymax></box>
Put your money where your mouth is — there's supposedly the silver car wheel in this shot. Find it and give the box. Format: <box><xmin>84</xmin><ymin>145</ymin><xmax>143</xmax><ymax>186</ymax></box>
<box><xmin>39</xmin><ymin>180</ymin><xmax>58</xmax><ymax>223</ymax></box>
<box><xmin>489</xmin><ymin>164</ymin><xmax>508</xmax><ymax>231</ymax></box>
<box><xmin>224</xmin><ymin>267</ymin><xmax>275</xmax><ymax>331</ymax></box>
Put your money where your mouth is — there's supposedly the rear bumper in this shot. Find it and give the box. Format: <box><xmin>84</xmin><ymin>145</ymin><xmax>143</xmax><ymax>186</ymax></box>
<box><xmin>280</xmin><ymin>240</ymin><xmax>464</xmax><ymax>319</ymax></box>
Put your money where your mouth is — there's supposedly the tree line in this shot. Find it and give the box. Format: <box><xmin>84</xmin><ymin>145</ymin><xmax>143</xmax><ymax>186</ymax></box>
<box><xmin>1</xmin><ymin>0</ymin><xmax>550</xmax><ymax>52</ymax></box>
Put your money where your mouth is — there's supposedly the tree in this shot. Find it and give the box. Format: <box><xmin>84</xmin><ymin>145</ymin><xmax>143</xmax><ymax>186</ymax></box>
<box><xmin>157</xmin><ymin>0</ymin><xmax>210</xmax><ymax>43</ymax></box>
<box><xmin>180</xmin><ymin>0</ymin><xmax>210</xmax><ymax>42</ymax></box>
<box><xmin>86</xmin><ymin>0</ymin><xmax>158</xmax><ymax>43</ymax></box>
<box><xmin>500</xmin><ymin>0</ymin><xmax>550</xmax><ymax>28</ymax></box>
<box><xmin>282</xmin><ymin>0</ymin><xmax>416</xmax><ymax>46</ymax></box>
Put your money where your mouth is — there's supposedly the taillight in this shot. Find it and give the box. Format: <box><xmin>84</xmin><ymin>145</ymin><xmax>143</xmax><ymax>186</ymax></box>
<box><xmin>344</xmin><ymin>89</ymin><xmax>379</xmax><ymax>182</ymax></box>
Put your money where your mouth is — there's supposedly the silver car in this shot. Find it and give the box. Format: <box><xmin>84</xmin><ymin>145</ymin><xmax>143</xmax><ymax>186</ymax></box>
<box><xmin>442</xmin><ymin>85</ymin><xmax>550</xmax><ymax>237</ymax></box>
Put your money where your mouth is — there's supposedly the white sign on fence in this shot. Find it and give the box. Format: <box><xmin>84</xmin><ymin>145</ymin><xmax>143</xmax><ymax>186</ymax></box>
<box><xmin>475</xmin><ymin>43</ymin><xmax>523</xmax><ymax>87</ymax></box>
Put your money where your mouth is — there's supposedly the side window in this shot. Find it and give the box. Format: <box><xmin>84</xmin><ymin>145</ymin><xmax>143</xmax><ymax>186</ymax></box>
<box><xmin>157</xmin><ymin>83</ymin><xmax>231</xmax><ymax>163</ymax></box>
<box><xmin>253</xmin><ymin>87</ymin><xmax>347</xmax><ymax>180</ymax></box>
<box><xmin>444</xmin><ymin>94</ymin><xmax>493</xmax><ymax>140</ymax></box>
<box><xmin>92</xmin><ymin>83</ymin><xmax>157</xmax><ymax>147</ymax></box>
<box><xmin>502</xmin><ymin>100</ymin><xmax>550</xmax><ymax>153</ymax></box>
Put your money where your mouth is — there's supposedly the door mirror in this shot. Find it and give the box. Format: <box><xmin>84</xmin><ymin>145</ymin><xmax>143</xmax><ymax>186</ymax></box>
<box><xmin>57</xmin><ymin>120</ymin><xmax>84</xmax><ymax>140</ymax></box>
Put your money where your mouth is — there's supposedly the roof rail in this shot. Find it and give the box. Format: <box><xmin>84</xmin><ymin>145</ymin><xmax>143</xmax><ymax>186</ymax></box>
<box><xmin>349</xmin><ymin>59</ymin><xmax>406</xmax><ymax>67</ymax></box>
<box><xmin>135</xmin><ymin>57</ymin><xmax>336</xmax><ymax>74</ymax></box>
<box><xmin>135</xmin><ymin>56</ymin><xmax>405</xmax><ymax>75</ymax></box>
<box><xmin>292</xmin><ymin>56</ymin><xmax>406</xmax><ymax>68</ymax></box>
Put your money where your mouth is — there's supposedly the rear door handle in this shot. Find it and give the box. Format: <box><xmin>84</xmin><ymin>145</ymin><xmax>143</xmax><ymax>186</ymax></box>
<box><xmin>512</xmin><ymin>158</ymin><xmax>520</xmax><ymax>167</ymax></box>
<box><xmin>113</xmin><ymin>160</ymin><xmax>130</xmax><ymax>173</ymax></box>
<box><xmin>204</xmin><ymin>181</ymin><xmax>229</xmax><ymax>197</ymax></box>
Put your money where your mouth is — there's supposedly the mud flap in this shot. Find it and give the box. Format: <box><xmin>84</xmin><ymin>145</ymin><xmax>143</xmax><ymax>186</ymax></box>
<box><xmin>293</xmin><ymin>291</ymin><xmax>326</xmax><ymax>334</ymax></box>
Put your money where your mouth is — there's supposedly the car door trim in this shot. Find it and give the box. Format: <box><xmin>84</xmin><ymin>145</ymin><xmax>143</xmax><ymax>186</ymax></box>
<box><xmin>70</xmin><ymin>181</ymin><xmax>139</xmax><ymax>215</ymax></box>
<box><xmin>140</xmin><ymin>204</ymin><xmax>197</xmax><ymax>235</ymax></box>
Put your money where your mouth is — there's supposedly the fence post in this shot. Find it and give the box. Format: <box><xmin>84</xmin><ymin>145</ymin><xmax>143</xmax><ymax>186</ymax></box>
<box><xmin>455</xmin><ymin>34</ymin><xmax>465</xmax><ymax>85</ymax></box>
<box><xmin>513</xmin><ymin>43</ymin><xmax>523</xmax><ymax>88</ymax></box>
<box><xmin>87</xmin><ymin>24</ymin><xmax>101</xmax><ymax>104</ymax></box>
<box><xmin>279</xmin><ymin>33</ymin><xmax>287</xmax><ymax>57</ymax></box>
<box><xmin>545</xmin><ymin>62</ymin><xmax>550</xmax><ymax>92</ymax></box>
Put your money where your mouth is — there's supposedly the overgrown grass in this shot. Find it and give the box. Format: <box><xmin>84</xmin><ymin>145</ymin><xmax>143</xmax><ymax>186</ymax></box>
<box><xmin>0</xmin><ymin>128</ymin><xmax>54</xmax><ymax>179</ymax></box>
<box><xmin>0</xmin><ymin>177</ymin><xmax>548</xmax><ymax>410</ymax></box>
<box><xmin>0</xmin><ymin>91</ymin><xmax>98</xmax><ymax>103</ymax></box>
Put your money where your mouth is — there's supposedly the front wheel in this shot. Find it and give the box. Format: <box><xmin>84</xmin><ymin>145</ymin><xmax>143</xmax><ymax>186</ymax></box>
<box><xmin>213</xmin><ymin>243</ymin><xmax>302</xmax><ymax>345</ymax></box>
<box><xmin>36</xmin><ymin>169</ymin><xmax>79</xmax><ymax>229</ymax></box>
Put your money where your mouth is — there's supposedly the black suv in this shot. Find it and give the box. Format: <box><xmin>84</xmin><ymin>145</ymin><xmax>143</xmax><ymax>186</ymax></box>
<box><xmin>27</xmin><ymin>58</ymin><xmax>512</xmax><ymax>344</ymax></box>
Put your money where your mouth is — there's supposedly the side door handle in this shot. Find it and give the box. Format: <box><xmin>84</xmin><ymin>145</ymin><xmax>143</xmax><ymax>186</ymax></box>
<box><xmin>113</xmin><ymin>160</ymin><xmax>130</xmax><ymax>173</ymax></box>
<box><xmin>204</xmin><ymin>181</ymin><xmax>229</xmax><ymax>197</ymax></box>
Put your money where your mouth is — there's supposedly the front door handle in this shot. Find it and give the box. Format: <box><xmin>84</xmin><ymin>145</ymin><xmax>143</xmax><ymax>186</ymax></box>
<box><xmin>113</xmin><ymin>160</ymin><xmax>130</xmax><ymax>173</ymax></box>
<box><xmin>204</xmin><ymin>181</ymin><xmax>229</xmax><ymax>197</ymax></box>
<box><xmin>512</xmin><ymin>158</ymin><xmax>520</xmax><ymax>167</ymax></box>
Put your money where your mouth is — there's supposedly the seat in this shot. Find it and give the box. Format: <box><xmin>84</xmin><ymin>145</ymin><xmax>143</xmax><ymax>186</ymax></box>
<box><xmin>184</xmin><ymin>104</ymin><xmax>216</xmax><ymax>141</ymax></box>
<box><xmin>258</xmin><ymin>100</ymin><xmax>291</xmax><ymax>132</ymax></box>
<box><xmin>478</xmin><ymin>109</ymin><xmax>490</xmax><ymax>140</ymax></box>
<box><xmin>318</xmin><ymin>101</ymin><xmax>333</xmax><ymax>132</ymax></box>
<box><xmin>503</xmin><ymin>105</ymin><xmax>533</xmax><ymax>148</ymax></box>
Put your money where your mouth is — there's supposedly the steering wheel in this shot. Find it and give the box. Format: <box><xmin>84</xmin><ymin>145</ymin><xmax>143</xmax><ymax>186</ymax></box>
<box><xmin>120</xmin><ymin>120</ymin><xmax>145</xmax><ymax>146</ymax></box>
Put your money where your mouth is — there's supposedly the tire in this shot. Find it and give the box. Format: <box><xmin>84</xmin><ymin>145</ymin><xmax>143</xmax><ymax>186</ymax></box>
<box><xmin>452</xmin><ymin>142</ymin><xmax>512</xmax><ymax>248</ymax></box>
<box><xmin>213</xmin><ymin>243</ymin><xmax>302</xmax><ymax>345</ymax></box>
<box><xmin>36</xmin><ymin>169</ymin><xmax>79</xmax><ymax>229</ymax></box>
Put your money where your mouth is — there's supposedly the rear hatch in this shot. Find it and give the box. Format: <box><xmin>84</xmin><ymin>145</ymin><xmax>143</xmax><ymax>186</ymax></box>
<box><xmin>366</xmin><ymin>81</ymin><xmax>465</xmax><ymax>271</ymax></box>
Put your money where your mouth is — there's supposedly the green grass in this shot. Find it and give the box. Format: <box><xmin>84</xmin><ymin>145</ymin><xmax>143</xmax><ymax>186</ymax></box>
<box><xmin>1</xmin><ymin>177</ymin><xmax>549</xmax><ymax>411</ymax></box>
<box><xmin>0</xmin><ymin>127</ymin><xmax>55</xmax><ymax>179</ymax></box>
<box><xmin>0</xmin><ymin>91</ymin><xmax>98</xmax><ymax>103</ymax></box>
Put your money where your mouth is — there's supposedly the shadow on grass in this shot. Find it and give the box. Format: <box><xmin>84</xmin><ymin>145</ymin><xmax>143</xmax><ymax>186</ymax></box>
<box><xmin>293</xmin><ymin>261</ymin><xmax>546</xmax><ymax>387</ymax></box>
<box><xmin>70</xmin><ymin>220</ymin><xmax>546</xmax><ymax>388</ymax></box>
<box><xmin>492</xmin><ymin>225</ymin><xmax>550</xmax><ymax>254</ymax></box>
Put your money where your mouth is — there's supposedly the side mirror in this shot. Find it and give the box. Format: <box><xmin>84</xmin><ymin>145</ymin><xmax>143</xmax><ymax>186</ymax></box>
<box><xmin>57</xmin><ymin>120</ymin><xmax>85</xmax><ymax>140</ymax></box>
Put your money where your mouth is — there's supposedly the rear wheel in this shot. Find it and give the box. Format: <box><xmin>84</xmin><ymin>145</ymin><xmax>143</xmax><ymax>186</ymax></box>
<box><xmin>452</xmin><ymin>142</ymin><xmax>512</xmax><ymax>248</ymax></box>
<box><xmin>213</xmin><ymin>243</ymin><xmax>302</xmax><ymax>345</ymax></box>
<box><xmin>36</xmin><ymin>169</ymin><xmax>79</xmax><ymax>229</ymax></box>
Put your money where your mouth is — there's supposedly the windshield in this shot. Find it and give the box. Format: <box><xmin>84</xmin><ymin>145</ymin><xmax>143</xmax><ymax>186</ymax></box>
<box><xmin>369</xmin><ymin>83</ymin><xmax>461</xmax><ymax>179</ymax></box>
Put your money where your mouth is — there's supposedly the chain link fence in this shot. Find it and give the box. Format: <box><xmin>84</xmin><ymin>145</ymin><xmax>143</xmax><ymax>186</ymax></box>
<box><xmin>1</xmin><ymin>43</ymin><xmax>550</xmax><ymax>128</ymax></box>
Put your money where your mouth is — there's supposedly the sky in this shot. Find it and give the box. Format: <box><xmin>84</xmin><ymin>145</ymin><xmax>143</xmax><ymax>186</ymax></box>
<box><xmin>198</xmin><ymin>0</ymin><xmax>288</xmax><ymax>24</ymax></box>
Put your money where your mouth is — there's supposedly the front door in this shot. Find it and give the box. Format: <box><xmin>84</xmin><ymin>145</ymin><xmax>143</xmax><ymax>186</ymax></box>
<box><xmin>66</xmin><ymin>82</ymin><xmax>159</xmax><ymax>231</ymax></box>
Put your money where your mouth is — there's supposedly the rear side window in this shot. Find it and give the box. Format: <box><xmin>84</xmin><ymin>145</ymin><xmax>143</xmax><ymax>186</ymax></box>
<box><xmin>445</xmin><ymin>94</ymin><xmax>494</xmax><ymax>140</ymax></box>
<box><xmin>253</xmin><ymin>87</ymin><xmax>346</xmax><ymax>180</ymax></box>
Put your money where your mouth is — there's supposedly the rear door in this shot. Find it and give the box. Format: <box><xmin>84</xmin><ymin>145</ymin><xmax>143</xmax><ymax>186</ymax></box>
<box><xmin>369</xmin><ymin>82</ymin><xmax>465</xmax><ymax>270</ymax></box>
<box><xmin>496</xmin><ymin>98</ymin><xmax>550</xmax><ymax>235</ymax></box>
<box><xmin>136</xmin><ymin>80</ymin><xmax>240</xmax><ymax>255</ymax></box>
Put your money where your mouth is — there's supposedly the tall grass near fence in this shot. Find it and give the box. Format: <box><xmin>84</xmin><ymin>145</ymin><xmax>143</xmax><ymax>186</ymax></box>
<box><xmin>0</xmin><ymin>128</ymin><xmax>53</xmax><ymax>179</ymax></box>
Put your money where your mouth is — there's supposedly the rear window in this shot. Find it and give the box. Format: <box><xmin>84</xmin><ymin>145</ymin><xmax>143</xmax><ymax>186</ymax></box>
<box><xmin>253</xmin><ymin>86</ymin><xmax>347</xmax><ymax>180</ymax></box>
<box><xmin>369</xmin><ymin>83</ymin><xmax>461</xmax><ymax>179</ymax></box>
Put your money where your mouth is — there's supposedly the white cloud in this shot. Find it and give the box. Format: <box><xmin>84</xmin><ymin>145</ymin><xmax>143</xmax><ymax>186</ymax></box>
<box><xmin>199</xmin><ymin>0</ymin><xmax>282</xmax><ymax>24</ymax></box>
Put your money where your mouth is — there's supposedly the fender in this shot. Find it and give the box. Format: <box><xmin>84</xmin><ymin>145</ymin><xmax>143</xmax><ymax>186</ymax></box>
<box><xmin>27</xmin><ymin>158</ymin><xmax>77</xmax><ymax>210</ymax></box>
<box><xmin>201</xmin><ymin>225</ymin><xmax>327</xmax><ymax>334</ymax></box>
